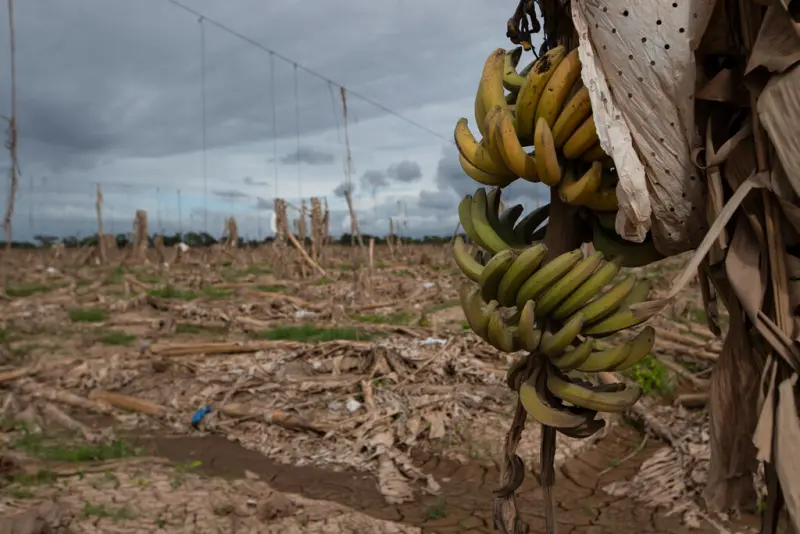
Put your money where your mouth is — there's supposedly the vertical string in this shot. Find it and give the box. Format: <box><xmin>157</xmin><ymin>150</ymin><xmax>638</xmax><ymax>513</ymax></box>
<box><xmin>270</xmin><ymin>52</ymin><xmax>278</xmax><ymax>201</ymax></box>
<box><xmin>293</xmin><ymin>63</ymin><xmax>302</xmax><ymax>201</ymax></box>
<box><xmin>199</xmin><ymin>17</ymin><xmax>208</xmax><ymax>234</ymax></box>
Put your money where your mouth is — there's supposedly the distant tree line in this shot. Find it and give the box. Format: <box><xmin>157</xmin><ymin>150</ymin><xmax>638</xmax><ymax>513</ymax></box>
<box><xmin>0</xmin><ymin>232</ymin><xmax>453</xmax><ymax>250</ymax></box>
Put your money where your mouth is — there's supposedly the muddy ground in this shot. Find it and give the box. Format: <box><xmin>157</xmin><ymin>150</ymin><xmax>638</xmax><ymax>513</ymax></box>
<box><xmin>0</xmin><ymin>244</ymin><xmax>758</xmax><ymax>533</ymax></box>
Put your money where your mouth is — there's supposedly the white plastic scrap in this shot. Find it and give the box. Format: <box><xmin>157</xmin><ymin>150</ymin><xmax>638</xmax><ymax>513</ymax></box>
<box><xmin>345</xmin><ymin>398</ymin><xmax>362</xmax><ymax>414</ymax></box>
<box><xmin>420</xmin><ymin>337</ymin><xmax>447</xmax><ymax>345</ymax></box>
<box><xmin>572</xmin><ymin>0</ymin><xmax>717</xmax><ymax>255</ymax></box>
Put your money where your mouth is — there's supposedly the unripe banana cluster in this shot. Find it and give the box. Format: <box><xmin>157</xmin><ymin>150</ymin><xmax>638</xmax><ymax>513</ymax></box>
<box><xmin>455</xmin><ymin>184</ymin><xmax>660</xmax><ymax>437</ymax></box>
<box><xmin>455</xmin><ymin>46</ymin><xmax>665</xmax><ymax>268</ymax></box>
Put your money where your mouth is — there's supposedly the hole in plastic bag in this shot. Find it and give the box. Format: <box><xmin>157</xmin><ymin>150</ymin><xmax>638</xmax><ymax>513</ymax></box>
<box><xmin>650</xmin><ymin>60</ymin><xmax>655</xmax><ymax>66</ymax></box>
<box><xmin>664</xmin><ymin>44</ymin><xmax>671</xmax><ymax>50</ymax></box>
<box><xmin>623</xmin><ymin>9</ymin><xmax>629</xmax><ymax>16</ymax></box>
<box><xmin>656</xmin><ymin>19</ymin><xmax>662</xmax><ymax>25</ymax></box>
<box><xmin>641</xmin><ymin>37</ymin><xmax>647</xmax><ymax>43</ymax></box>
<box><xmin>679</xmin><ymin>27</ymin><xmax>685</xmax><ymax>33</ymax></box>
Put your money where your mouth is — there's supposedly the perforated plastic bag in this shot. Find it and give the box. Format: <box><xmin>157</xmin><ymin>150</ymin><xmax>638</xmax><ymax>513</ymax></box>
<box><xmin>571</xmin><ymin>0</ymin><xmax>718</xmax><ymax>255</ymax></box>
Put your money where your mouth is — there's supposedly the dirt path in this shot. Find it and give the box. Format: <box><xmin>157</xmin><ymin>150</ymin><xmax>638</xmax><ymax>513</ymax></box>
<box><xmin>139</xmin><ymin>426</ymin><xmax>758</xmax><ymax>534</ymax></box>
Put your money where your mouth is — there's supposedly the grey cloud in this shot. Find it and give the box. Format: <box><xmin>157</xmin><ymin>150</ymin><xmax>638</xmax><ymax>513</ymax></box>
<box><xmin>255</xmin><ymin>197</ymin><xmax>273</xmax><ymax>210</ymax></box>
<box><xmin>243</xmin><ymin>176</ymin><xmax>269</xmax><ymax>186</ymax></box>
<box><xmin>386</xmin><ymin>160</ymin><xmax>422</xmax><ymax>183</ymax></box>
<box><xmin>417</xmin><ymin>189</ymin><xmax>457</xmax><ymax>212</ymax></box>
<box><xmin>333</xmin><ymin>182</ymin><xmax>355</xmax><ymax>198</ymax></box>
<box><xmin>280</xmin><ymin>147</ymin><xmax>336</xmax><ymax>166</ymax></box>
<box><xmin>434</xmin><ymin>145</ymin><xmax>475</xmax><ymax>198</ymax></box>
<box><xmin>360</xmin><ymin>170</ymin><xmax>389</xmax><ymax>194</ymax></box>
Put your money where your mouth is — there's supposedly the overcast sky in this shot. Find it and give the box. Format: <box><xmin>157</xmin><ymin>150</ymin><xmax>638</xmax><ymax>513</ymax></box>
<box><xmin>0</xmin><ymin>0</ymin><xmax>548</xmax><ymax>241</ymax></box>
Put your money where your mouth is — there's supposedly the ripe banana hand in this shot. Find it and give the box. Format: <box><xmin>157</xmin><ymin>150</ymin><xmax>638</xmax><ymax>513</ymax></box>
<box><xmin>503</xmin><ymin>47</ymin><xmax>526</xmax><ymax>92</ymax></box>
<box><xmin>563</xmin><ymin>115</ymin><xmax>599</xmax><ymax>159</ymax></box>
<box><xmin>552</xmin><ymin>86</ymin><xmax>592</xmax><ymax>148</ymax></box>
<box><xmin>534</xmin><ymin>117</ymin><xmax>562</xmax><ymax>186</ymax></box>
<box><xmin>534</xmin><ymin>47</ymin><xmax>582</xmax><ymax>128</ymax></box>
<box><xmin>515</xmin><ymin>46</ymin><xmax>567</xmax><ymax>142</ymax></box>
<box><xmin>454</xmin><ymin>118</ymin><xmax>517</xmax><ymax>178</ymax></box>
<box><xmin>496</xmin><ymin>108</ymin><xmax>539</xmax><ymax>181</ymax></box>
<box><xmin>559</xmin><ymin>162</ymin><xmax>602</xmax><ymax>206</ymax></box>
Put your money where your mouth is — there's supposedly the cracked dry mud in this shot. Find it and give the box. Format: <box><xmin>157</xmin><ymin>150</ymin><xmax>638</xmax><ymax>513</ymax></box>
<box><xmin>140</xmin><ymin>425</ymin><xmax>757</xmax><ymax>534</ymax></box>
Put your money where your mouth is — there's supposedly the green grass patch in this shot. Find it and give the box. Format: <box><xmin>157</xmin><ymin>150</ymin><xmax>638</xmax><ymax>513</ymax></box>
<box><xmin>148</xmin><ymin>286</ymin><xmax>198</xmax><ymax>300</ymax></box>
<box><xmin>12</xmin><ymin>431</ymin><xmax>141</xmax><ymax>463</ymax></box>
<box><xmin>82</xmin><ymin>502</ymin><xmax>134</xmax><ymax>522</ymax></box>
<box><xmin>94</xmin><ymin>329</ymin><xmax>136</xmax><ymax>346</ymax></box>
<box><xmin>0</xmin><ymin>327</ymin><xmax>10</xmax><ymax>345</ymax></box>
<box><xmin>353</xmin><ymin>311</ymin><xmax>411</xmax><ymax>325</ymax></box>
<box><xmin>175</xmin><ymin>324</ymin><xmax>227</xmax><ymax>336</ymax></box>
<box><xmin>68</xmin><ymin>308</ymin><xmax>108</xmax><ymax>323</ymax></box>
<box><xmin>316</xmin><ymin>278</ymin><xmax>332</xmax><ymax>286</ymax></box>
<box><xmin>426</xmin><ymin>299</ymin><xmax>459</xmax><ymax>313</ymax></box>
<box><xmin>624</xmin><ymin>354</ymin><xmax>675</xmax><ymax>397</ymax></box>
<box><xmin>200</xmin><ymin>286</ymin><xmax>233</xmax><ymax>300</ymax></box>
<box><xmin>244</xmin><ymin>266</ymin><xmax>272</xmax><ymax>276</ymax></box>
<box><xmin>251</xmin><ymin>324</ymin><xmax>379</xmax><ymax>343</ymax></box>
<box><xmin>255</xmin><ymin>284</ymin><xmax>287</xmax><ymax>293</ymax></box>
<box><xmin>5</xmin><ymin>283</ymin><xmax>54</xmax><ymax>298</ymax></box>
<box><xmin>104</xmin><ymin>265</ymin><xmax>129</xmax><ymax>285</ymax></box>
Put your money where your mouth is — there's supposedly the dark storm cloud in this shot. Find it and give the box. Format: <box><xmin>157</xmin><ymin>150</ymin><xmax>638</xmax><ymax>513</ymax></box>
<box><xmin>213</xmin><ymin>189</ymin><xmax>249</xmax><ymax>200</ymax></box>
<box><xmin>243</xmin><ymin>176</ymin><xmax>268</xmax><ymax>186</ymax></box>
<box><xmin>360</xmin><ymin>170</ymin><xmax>389</xmax><ymax>193</ymax></box>
<box><xmin>280</xmin><ymin>147</ymin><xmax>336</xmax><ymax>166</ymax></box>
<box><xmin>2</xmin><ymin>0</ymin><xmax>508</xmax><ymax>174</ymax></box>
<box><xmin>386</xmin><ymin>160</ymin><xmax>422</xmax><ymax>183</ymax></box>
<box><xmin>333</xmin><ymin>181</ymin><xmax>355</xmax><ymax>198</ymax></box>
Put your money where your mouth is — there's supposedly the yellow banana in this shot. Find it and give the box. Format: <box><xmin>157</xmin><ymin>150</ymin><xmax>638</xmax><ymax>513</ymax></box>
<box><xmin>590</xmin><ymin>221</ymin><xmax>664</xmax><ymax>267</ymax></box>
<box><xmin>549</xmin><ymin>338</ymin><xmax>594</xmax><ymax>371</ymax></box>
<box><xmin>552</xmin><ymin>86</ymin><xmax>592</xmax><ymax>148</ymax></box>
<box><xmin>551</xmin><ymin>256</ymin><xmax>623</xmax><ymax>320</ymax></box>
<box><xmin>503</xmin><ymin>47</ymin><xmax>526</xmax><ymax>92</ymax></box>
<box><xmin>518</xmin><ymin>362</ymin><xmax>597</xmax><ymax>428</ymax></box>
<box><xmin>453</xmin><ymin>236</ymin><xmax>483</xmax><ymax>282</ymax></box>
<box><xmin>518</xmin><ymin>300</ymin><xmax>542</xmax><ymax>351</ymax></box>
<box><xmin>479</xmin><ymin>50</ymin><xmax>509</xmax><ymax>129</ymax></box>
<box><xmin>471</xmin><ymin>188</ymin><xmax>516</xmax><ymax>254</ymax></box>
<box><xmin>495</xmin><ymin>243</ymin><xmax>548</xmax><ymax>307</ymax></box>
<box><xmin>581</xmin><ymin>187</ymin><xmax>619</xmax><ymax>212</ymax></box>
<box><xmin>580</xmin><ymin>143</ymin><xmax>608</xmax><ymax>163</ymax></box>
<box><xmin>496</xmin><ymin>108</ymin><xmax>539</xmax><ymax>181</ymax></box>
<box><xmin>454</xmin><ymin>118</ymin><xmax>517</xmax><ymax>177</ymax></box>
<box><xmin>479</xmin><ymin>249</ymin><xmax>517</xmax><ymax>303</ymax></box>
<box><xmin>534</xmin><ymin>251</ymin><xmax>605</xmax><ymax>319</ymax></box>
<box><xmin>459</xmin><ymin>153</ymin><xmax>516</xmax><ymax>188</ymax></box>
<box><xmin>563</xmin><ymin>115</ymin><xmax>599</xmax><ymax>159</ymax></box>
<box><xmin>546</xmin><ymin>370</ymin><xmax>642</xmax><ymax>413</ymax></box>
<box><xmin>484</xmin><ymin>106</ymin><xmax>517</xmax><ymax>174</ymax></box>
<box><xmin>539</xmin><ymin>313</ymin><xmax>585</xmax><ymax>357</ymax></box>
<box><xmin>515</xmin><ymin>249</ymin><xmax>583</xmax><ymax>309</ymax></box>
<box><xmin>514</xmin><ymin>46</ymin><xmax>567</xmax><ymax>142</ymax></box>
<box><xmin>559</xmin><ymin>161</ymin><xmax>602</xmax><ymax>206</ymax></box>
<box><xmin>534</xmin><ymin>117</ymin><xmax>562</xmax><ymax>186</ymax></box>
<box><xmin>534</xmin><ymin>47</ymin><xmax>582</xmax><ymax>128</ymax></box>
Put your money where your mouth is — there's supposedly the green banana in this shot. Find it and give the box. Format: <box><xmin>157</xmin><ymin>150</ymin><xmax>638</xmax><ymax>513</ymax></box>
<box><xmin>472</xmin><ymin>188</ymin><xmax>515</xmax><ymax>254</ymax></box>
<box><xmin>534</xmin><ymin>251</ymin><xmax>605</xmax><ymax>319</ymax></box>
<box><xmin>549</xmin><ymin>338</ymin><xmax>594</xmax><ymax>371</ymax></box>
<box><xmin>515</xmin><ymin>249</ymin><xmax>584</xmax><ymax>309</ymax></box>
<box><xmin>581</xmin><ymin>306</ymin><xmax>657</xmax><ymax>337</ymax></box>
<box><xmin>591</xmin><ymin>220</ymin><xmax>664</xmax><ymax>268</ymax></box>
<box><xmin>539</xmin><ymin>313</ymin><xmax>584</xmax><ymax>357</ymax></box>
<box><xmin>518</xmin><ymin>363</ymin><xmax>598</xmax><ymax>428</ymax></box>
<box><xmin>608</xmin><ymin>326</ymin><xmax>656</xmax><ymax>372</ymax></box>
<box><xmin>452</xmin><ymin>236</ymin><xmax>484</xmax><ymax>282</ymax></box>
<box><xmin>479</xmin><ymin>249</ymin><xmax>517</xmax><ymax>303</ymax></box>
<box><xmin>458</xmin><ymin>195</ymin><xmax>488</xmax><ymax>250</ymax></box>
<box><xmin>514</xmin><ymin>204</ymin><xmax>550</xmax><ymax>244</ymax></box>
<box><xmin>546</xmin><ymin>369</ymin><xmax>643</xmax><ymax>413</ymax></box>
<box><xmin>557</xmin><ymin>418</ymin><xmax>606</xmax><ymax>439</ymax></box>
<box><xmin>495</xmin><ymin>243</ymin><xmax>548</xmax><ymax>307</ymax></box>
<box><xmin>488</xmin><ymin>309</ymin><xmax>520</xmax><ymax>353</ymax></box>
<box><xmin>518</xmin><ymin>300</ymin><xmax>542</xmax><ymax>351</ymax></box>
<box><xmin>576</xmin><ymin>275</ymin><xmax>637</xmax><ymax>325</ymax></box>
<box><xmin>552</xmin><ymin>256</ymin><xmax>623</xmax><ymax>320</ymax></box>
<box><xmin>499</xmin><ymin>204</ymin><xmax>525</xmax><ymax>238</ymax></box>
<box><xmin>459</xmin><ymin>284</ymin><xmax>497</xmax><ymax>340</ymax></box>
<box><xmin>487</xmin><ymin>188</ymin><xmax>526</xmax><ymax>247</ymax></box>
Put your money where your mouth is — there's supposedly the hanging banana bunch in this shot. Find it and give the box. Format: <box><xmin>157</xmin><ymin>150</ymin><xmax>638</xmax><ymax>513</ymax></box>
<box><xmin>452</xmin><ymin>46</ymin><xmax>664</xmax><ymax>439</ymax></box>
